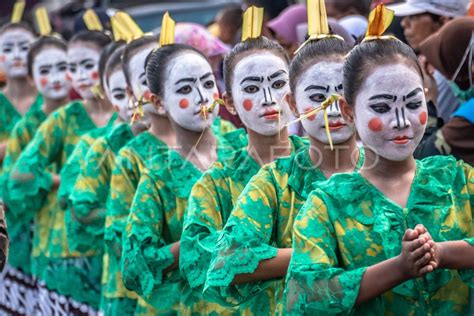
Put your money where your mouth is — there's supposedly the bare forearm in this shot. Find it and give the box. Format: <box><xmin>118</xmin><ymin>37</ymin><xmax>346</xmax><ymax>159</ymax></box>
<box><xmin>439</xmin><ymin>241</ymin><xmax>474</xmax><ymax>269</ymax></box>
<box><xmin>232</xmin><ymin>248</ymin><xmax>292</xmax><ymax>285</ymax></box>
<box><xmin>51</xmin><ymin>174</ymin><xmax>60</xmax><ymax>190</ymax></box>
<box><xmin>356</xmin><ymin>256</ymin><xmax>410</xmax><ymax>306</ymax></box>
<box><xmin>163</xmin><ymin>241</ymin><xmax>180</xmax><ymax>275</ymax></box>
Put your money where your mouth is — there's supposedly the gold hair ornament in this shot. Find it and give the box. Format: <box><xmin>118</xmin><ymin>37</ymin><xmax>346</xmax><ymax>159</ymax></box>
<box><xmin>35</xmin><ymin>7</ymin><xmax>52</xmax><ymax>37</ymax></box>
<box><xmin>83</xmin><ymin>9</ymin><xmax>104</xmax><ymax>32</ymax></box>
<box><xmin>363</xmin><ymin>4</ymin><xmax>395</xmax><ymax>42</ymax></box>
<box><xmin>295</xmin><ymin>0</ymin><xmax>344</xmax><ymax>55</ymax></box>
<box><xmin>241</xmin><ymin>6</ymin><xmax>264</xmax><ymax>41</ymax></box>
<box><xmin>114</xmin><ymin>11</ymin><xmax>144</xmax><ymax>42</ymax></box>
<box><xmin>159</xmin><ymin>12</ymin><xmax>175</xmax><ymax>46</ymax></box>
<box><xmin>11</xmin><ymin>1</ymin><xmax>25</xmax><ymax>24</ymax></box>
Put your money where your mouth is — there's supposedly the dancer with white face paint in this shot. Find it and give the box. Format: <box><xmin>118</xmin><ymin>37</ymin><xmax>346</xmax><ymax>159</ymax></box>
<box><xmin>1</xmin><ymin>36</ymin><xmax>70</xmax><ymax>316</ymax></box>
<box><xmin>7</xmin><ymin>30</ymin><xmax>116</xmax><ymax>315</ymax></box>
<box><xmin>0</xmin><ymin>23</ymin><xmax>39</xmax><ymax>168</ymax></box>
<box><xmin>205</xmin><ymin>35</ymin><xmax>364</xmax><ymax>314</ymax></box>
<box><xmin>285</xmin><ymin>5</ymin><xmax>474</xmax><ymax>315</ymax></box>
<box><xmin>104</xmin><ymin>36</ymin><xmax>176</xmax><ymax>316</ymax></box>
<box><xmin>121</xmin><ymin>42</ymin><xmax>246</xmax><ymax>314</ymax></box>
<box><xmin>182</xmin><ymin>35</ymin><xmax>309</xmax><ymax>315</ymax></box>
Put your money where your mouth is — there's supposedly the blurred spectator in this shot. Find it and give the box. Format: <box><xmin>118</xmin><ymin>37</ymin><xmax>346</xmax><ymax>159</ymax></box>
<box><xmin>212</xmin><ymin>5</ymin><xmax>243</xmax><ymax>46</ymax></box>
<box><xmin>175</xmin><ymin>23</ymin><xmax>243</xmax><ymax>128</ymax></box>
<box><xmin>267</xmin><ymin>4</ymin><xmax>307</xmax><ymax>57</ymax></box>
<box><xmin>388</xmin><ymin>0</ymin><xmax>471</xmax><ymax>122</ymax></box>
<box><xmin>415</xmin><ymin>17</ymin><xmax>474</xmax><ymax>164</ymax></box>
<box><xmin>326</xmin><ymin>0</ymin><xmax>370</xmax><ymax>38</ymax></box>
<box><xmin>244</xmin><ymin>0</ymin><xmax>289</xmax><ymax>20</ymax></box>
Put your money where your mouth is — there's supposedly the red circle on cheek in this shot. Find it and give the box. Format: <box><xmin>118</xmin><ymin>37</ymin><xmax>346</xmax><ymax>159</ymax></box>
<box><xmin>419</xmin><ymin>111</ymin><xmax>428</xmax><ymax>125</ymax></box>
<box><xmin>368</xmin><ymin>118</ymin><xmax>383</xmax><ymax>132</ymax></box>
<box><xmin>91</xmin><ymin>71</ymin><xmax>99</xmax><ymax>80</ymax></box>
<box><xmin>304</xmin><ymin>107</ymin><xmax>316</xmax><ymax>121</ymax></box>
<box><xmin>179</xmin><ymin>98</ymin><xmax>189</xmax><ymax>109</ymax></box>
<box><xmin>143</xmin><ymin>90</ymin><xmax>152</xmax><ymax>101</ymax></box>
<box><xmin>40</xmin><ymin>77</ymin><xmax>48</xmax><ymax>87</ymax></box>
<box><xmin>0</xmin><ymin>55</ymin><xmax>5</xmax><ymax>62</ymax></box>
<box><xmin>243</xmin><ymin>99</ymin><xmax>253</xmax><ymax>111</ymax></box>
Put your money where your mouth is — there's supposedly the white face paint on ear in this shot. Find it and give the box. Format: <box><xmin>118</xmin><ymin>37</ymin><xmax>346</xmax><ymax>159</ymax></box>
<box><xmin>0</xmin><ymin>29</ymin><xmax>35</xmax><ymax>78</ymax></box>
<box><xmin>127</xmin><ymin>44</ymin><xmax>159</xmax><ymax>115</ymax></box>
<box><xmin>67</xmin><ymin>44</ymin><xmax>101</xmax><ymax>100</ymax></box>
<box><xmin>354</xmin><ymin>64</ymin><xmax>427</xmax><ymax>161</ymax></box>
<box><xmin>231</xmin><ymin>53</ymin><xmax>290</xmax><ymax>136</ymax></box>
<box><xmin>294</xmin><ymin>61</ymin><xmax>354</xmax><ymax>144</ymax></box>
<box><xmin>163</xmin><ymin>51</ymin><xmax>219</xmax><ymax>132</ymax></box>
<box><xmin>107</xmin><ymin>69</ymin><xmax>130</xmax><ymax>121</ymax></box>
<box><xmin>33</xmin><ymin>48</ymin><xmax>70</xmax><ymax>100</ymax></box>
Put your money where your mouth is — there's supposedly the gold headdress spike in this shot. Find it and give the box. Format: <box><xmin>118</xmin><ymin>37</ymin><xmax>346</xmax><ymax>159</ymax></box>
<box><xmin>241</xmin><ymin>6</ymin><xmax>264</xmax><ymax>41</ymax></box>
<box><xmin>294</xmin><ymin>0</ymin><xmax>344</xmax><ymax>55</ymax></box>
<box><xmin>111</xmin><ymin>15</ymin><xmax>131</xmax><ymax>42</ymax></box>
<box><xmin>35</xmin><ymin>7</ymin><xmax>52</xmax><ymax>37</ymax></box>
<box><xmin>11</xmin><ymin>0</ymin><xmax>25</xmax><ymax>24</ymax></box>
<box><xmin>114</xmin><ymin>11</ymin><xmax>144</xmax><ymax>41</ymax></box>
<box><xmin>159</xmin><ymin>12</ymin><xmax>175</xmax><ymax>46</ymax></box>
<box><xmin>83</xmin><ymin>9</ymin><xmax>104</xmax><ymax>32</ymax></box>
<box><xmin>287</xmin><ymin>94</ymin><xmax>340</xmax><ymax>150</ymax></box>
<box><xmin>363</xmin><ymin>4</ymin><xmax>395</xmax><ymax>42</ymax></box>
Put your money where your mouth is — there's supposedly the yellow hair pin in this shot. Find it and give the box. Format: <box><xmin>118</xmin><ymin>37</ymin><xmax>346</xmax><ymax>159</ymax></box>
<box><xmin>295</xmin><ymin>0</ymin><xmax>344</xmax><ymax>55</ymax></box>
<box><xmin>241</xmin><ymin>6</ymin><xmax>264</xmax><ymax>41</ymax></box>
<box><xmin>11</xmin><ymin>0</ymin><xmax>25</xmax><ymax>24</ymax></box>
<box><xmin>114</xmin><ymin>11</ymin><xmax>144</xmax><ymax>42</ymax></box>
<box><xmin>91</xmin><ymin>84</ymin><xmax>105</xmax><ymax>100</ymax></box>
<box><xmin>159</xmin><ymin>12</ymin><xmax>175</xmax><ymax>46</ymax></box>
<box><xmin>35</xmin><ymin>7</ymin><xmax>52</xmax><ymax>37</ymax></box>
<box><xmin>363</xmin><ymin>4</ymin><xmax>395</xmax><ymax>42</ymax></box>
<box><xmin>130</xmin><ymin>96</ymin><xmax>145</xmax><ymax>124</ymax></box>
<box><xmin>83</xmin><ymin>9</ymin><xmax>104</xmax><ymax>32</ymax></box>
<box><xmin>288</xmin><ymin>94</ymin><xmax>341</xmax><ymax>150</ymax></box>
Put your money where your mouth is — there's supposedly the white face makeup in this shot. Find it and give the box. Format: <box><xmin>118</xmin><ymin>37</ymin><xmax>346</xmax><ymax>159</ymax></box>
<box><xmin>294</xmin><ymin>61</ymin><xmax>354</xmax><ymax>144</ymax></box>
<box><xmin>33</xmin><ymin>48</ymin><xmax>70</xmax><ymax>100</ymax></box>
<box><xmin>67</xmin><ymin>44</ymin><xmax>101</xmax><ymax>100</ymax></box>
<box><xmin>127</xmin><ymin>44</ymin><xmax>157</xmax><ymax>115</ymax></box>
<box><xmin>107</xmin><ymin>69</ymin><xmax>130</xmax><ymax>121</ymax></box>
<box><xmin>0</xmin><ymin>29</ymin><xmax>35</xmax><ymax>78</ymax></box>
<box><xmin>354</xmin><ymin>64</ymin><xmax>427</xmax><ymax>161</ymax></box>
<box><xmin>163</xmin><ymin>52</ymin><xmax>219</xmax><ymax>132</ymax></box>
<box><xmin>231</xmin><ymin>53</ymin><xmax>291</xmax><ymax>136</ymax></box>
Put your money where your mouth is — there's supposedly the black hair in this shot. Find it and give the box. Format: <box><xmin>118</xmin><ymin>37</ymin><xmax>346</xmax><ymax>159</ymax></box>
<box><xmin>105</xmin><ymin>45</ymin><xmax>126</xmax><ymax>88</ymax></box>
<box><xmin>0</xmin><ymin>22</ymin><xmax>35</xmax><ymax>37</ymax></box>
<box><xmin>68</xmin><ymin>30</ymin><xmax>111</xmax><ymax>50</ymax></box>
<box><xmin>223</xmin><ymin>36</ymin><xmax>289</xmax><ymax>95</ymax></box>
<box><xmin>146</xmin><ymin>43</ymin><xmax>208</xmax><ymax>97</ymax></box>
<box><xmin>289</xmin><ymin>37</ymin><xmax>352</xmax><ymax>92</ymax></box>
<box><xmin>343</xmin><ymin>39</ymin><xmax>423</xmax><ymax>106</ymax></box>
<box><xmin>122</xmin><ymin>35</ymin><xmax>159</xmax><ymax>87</ymax></box>
<box><xmin>27</xmin><ymin>36</ymin><xmax>67</xmax><ymax>77</ymax></box>
<box><xmin>98</xmin><ymin>41</ymin><xmax>125</xmax><ymax>89</ymax></box>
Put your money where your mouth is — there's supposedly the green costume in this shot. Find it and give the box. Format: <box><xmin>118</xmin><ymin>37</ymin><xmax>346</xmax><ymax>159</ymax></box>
<box><xmin>103</xmin><ymin>131</ymin><xmax>169</xmax><ymax>315</ymax></box>
<box><xmin>284</xmin><ymin>155</ymin><xmax>473</xmax><ymax>315</ymax></box>
<box><xmin>122</xmin><ymin>128</ymin><xmax>247</xmax><ymax>315</ymax></box>
<box><xmin>205</xmin><ymin>147</ymin><xmax>365</xmax><ymax>314</ymax></box>
<box><xmin>103</xmin><ymin>118</ymin><xmax>236</xmax><ymax>315</ymax></box>
<box><xmin>181</xmin><ymin>135</ymin><xmax>308</xmax><ymax>314</ymax></box>
<box><xmin>57</xmin><ymin>117</ymin><xmax>118</xmax><ymax>210</ymax></box>
<box><xmin>1</xmin><ymin>106</ymin><xmax>48</xmax><ymax>273</ymax></box>
<box><xmin>0</xmin><ymin>92</ymin><xmax>43</xmax><ymax>174</ymax></box>
<box><xmin>6</xmin><ymin>101</ymin><xmax>117</xmax><ymax>308</ymax></box>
